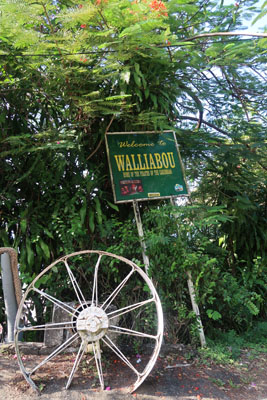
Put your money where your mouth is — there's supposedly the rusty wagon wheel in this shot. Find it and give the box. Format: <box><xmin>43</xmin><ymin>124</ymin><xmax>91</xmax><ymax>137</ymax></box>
<box><xmin>14</xmin><ymin>250</ymin><xmax>164</xmax><ymax>394</ymax></box>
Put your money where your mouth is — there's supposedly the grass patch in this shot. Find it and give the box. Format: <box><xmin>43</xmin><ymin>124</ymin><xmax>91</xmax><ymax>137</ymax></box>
<box><xmin>197</xmin><ymin>321</ymin><xmax>267</xmax><ymax>365</ymax></box>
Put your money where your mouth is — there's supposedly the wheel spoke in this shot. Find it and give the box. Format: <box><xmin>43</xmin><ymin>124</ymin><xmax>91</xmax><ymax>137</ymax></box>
<box><xmin>18</xmin><ymin>321</ymin><xmax>75</xmax><ymax>332</ymax></box>
<box><xmin>102</xmin><ymin>336</ymin><xmax>139</xmax><ymax>377</ymax></box>
<box><xmin>107</xmin><ymin>298</ymin><xmax>154</xmax><ymax>320</ymax></box>
<box><xmin>33</xmin><ymin>287</ymin><xmax>77</xmax><ymax>316</ymax></box>
<box><xmin>65</xmin><ymin>340</ymin><xmax>86</xmax><ymax>389</ymax></box>
<box><xmin>101</xmin><ymin>268</ymin><xmax>135</xmax><ymax>311</ymax></box>
<box><xmin>64</xmin><ymin>260</ymin><xmax>87</xmax><ymax>309</ymax></box>
<box><xmin>108</xmin><ymin>325</ymin><xmax>157</xmax><ymax>340</ymax></box>
<box><xmin>29</xmin><ymin>333</ymin><xmax>80</xmax><ymax>376</ymax></box>
<box><xmin>92</xmin><ymin>255</ymin><xmax>102</xmax><ymax>307</ymax></box>
<box><xmin>93</xmin><ymin>340</ymin><xmax>104</xmax><ymax>389</ymax></box>
<box><xmin>15</xmin><ymin>250</ymin><xmax>164</xmax><ymax>395</ymax></box>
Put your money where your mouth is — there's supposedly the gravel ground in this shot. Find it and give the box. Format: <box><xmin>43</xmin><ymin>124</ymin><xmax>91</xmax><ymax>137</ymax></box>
<box><xmin>1</xmin><ymin>343</ymin><xmax>266</xmax><ymax>400</ymax></box>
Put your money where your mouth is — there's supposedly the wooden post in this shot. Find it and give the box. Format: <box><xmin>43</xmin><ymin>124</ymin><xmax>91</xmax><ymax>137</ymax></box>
<box><xmin>170</xmin><ymin>197</ymin><xmax>206</xmax><ymax>348</ymax></box>
<box><xmin>186</xmin><ymin>270</ymin><xmax>206</xmax><ymax>347</ymax></box>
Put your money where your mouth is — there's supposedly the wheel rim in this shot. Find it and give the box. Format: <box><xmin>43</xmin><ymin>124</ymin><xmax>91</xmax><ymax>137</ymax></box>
<box><xmin>14</xmin><ymin>250</ymin><xmax>164</xmax><ymax>394</ymax></box>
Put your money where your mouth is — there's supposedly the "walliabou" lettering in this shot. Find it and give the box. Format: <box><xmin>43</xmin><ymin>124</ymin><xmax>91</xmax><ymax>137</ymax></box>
<box><xmin>114</xmin><ymin>152</ymin><xmax>175</xmax><ymax>172</ymax></box>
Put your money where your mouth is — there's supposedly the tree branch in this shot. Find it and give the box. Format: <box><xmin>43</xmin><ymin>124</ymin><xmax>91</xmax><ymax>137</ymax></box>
<box><xmin>178</xmin><ymin>116</ymin><xmax>267</xmax><ymax>171</ymax></box>
<box><xmin>221</xmin><ymin>67</ymin><xmax>250</xmax><ymax>122</ymax></box>
<box><xmin>177</xmin><ymin>83</ymin><xmax>203</xmax><ymax>130</ymax></box>
<box><xmin>181</xmin><ymin>32</ymin><xmax>267</xmax><ymax>42</ymax></box>
<box><xmin>86</xmin><ymin>115</ymin><xmax>115</xmax><ymax>161</ymax></box>
<box><xmin>178</xmin><ymin>116</ymin><xmax>230</xmax><ymax>136</ymax></box>
<box><xmin>41</xmin><ymin>2</ymin><xmax>65</xmax><ymax>66</ymax></box>
<box><xmin>250</xmin><ymin>66</ymin><xmax>267</xmax><ymax>82</ymax></box>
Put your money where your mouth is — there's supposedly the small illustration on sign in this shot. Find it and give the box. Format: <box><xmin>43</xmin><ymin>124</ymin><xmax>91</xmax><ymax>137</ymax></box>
<box><xmin>174</xmin><ymin>184</ymin><xmax>183</xmax><ymax>192</ymax></box>
<box><xmin>120</xmin><ymin>180</ymin><xmax>144</xmax><ymax>196</ymax></box>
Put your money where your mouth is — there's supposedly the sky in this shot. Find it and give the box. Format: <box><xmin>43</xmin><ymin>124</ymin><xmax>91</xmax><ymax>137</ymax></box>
<box><xmin>224</xmin><ymin>0</ymin><xmax>267</xmax><ymax>32</ymax></box>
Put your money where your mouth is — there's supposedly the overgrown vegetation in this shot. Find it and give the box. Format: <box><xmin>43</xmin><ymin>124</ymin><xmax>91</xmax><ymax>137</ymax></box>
<box><xmin>106</xmin><ymin>203</ymin><xmax>266</xmax><ymax>343</ymax></box>
<box><xmin>197</xmin><ymin>321</ymin><xmax>267</xmax><ymax>365</ymax></box>
<box><xmin>0</xmin><ymin>0</ymin><xmax>266</xmax><ymax>344</ymax></box>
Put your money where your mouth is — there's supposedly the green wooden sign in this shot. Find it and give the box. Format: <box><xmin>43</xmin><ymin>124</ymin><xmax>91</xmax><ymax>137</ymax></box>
<box><xmin>105</xmin><ymin>131</ymin><xmax>189</xmax><ymax>203</ymax></box>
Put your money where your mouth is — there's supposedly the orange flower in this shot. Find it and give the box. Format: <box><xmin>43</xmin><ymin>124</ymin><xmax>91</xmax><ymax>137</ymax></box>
<box><xmin>148</xmin><ymin>0</ymin><xmax>168</xmax><ymax>16</ymax></box>
<box><xmin>80</xmin><ymin>24</ymin><xmax>86</xmax><ymax>28</ymax></box>
<box><xmin>149</xmin><ymin>0</ymin><xmax>167</xmax><ymax>11</ymax></box>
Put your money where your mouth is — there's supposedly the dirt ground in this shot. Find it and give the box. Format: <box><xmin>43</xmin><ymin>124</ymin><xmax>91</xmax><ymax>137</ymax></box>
<box><xmin>0</xmin><ymin>343</ymin><xmax>266</xmax><ymax>400</ymax></box>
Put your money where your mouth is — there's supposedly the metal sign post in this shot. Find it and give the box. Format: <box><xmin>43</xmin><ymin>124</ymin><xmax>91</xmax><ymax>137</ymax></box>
<box><xmin>132</xmin><ymin>200</ymin><xmax>150</xmax><ymax>275</ymax></box>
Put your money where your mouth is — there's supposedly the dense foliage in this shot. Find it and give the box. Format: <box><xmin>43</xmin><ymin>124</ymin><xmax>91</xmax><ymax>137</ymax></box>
<box><xmin>0</xmin><ymin>0</ymin><xmax>266</xmax><ymax>342</ymax></box>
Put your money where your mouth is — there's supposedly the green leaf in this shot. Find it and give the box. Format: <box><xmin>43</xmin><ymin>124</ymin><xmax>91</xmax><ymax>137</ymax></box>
<box><xmin>26</xmin><ymin>238</ymin><xmax>34</xmax><ymax>267</ymax></box>
<box><xmin>134</xmin><ymin>63</ymin><xmax>140</xmax><ymax>75</ymax></box>
<box><xmin>39</xmin><ymin>239</ymin><xmax>50</xmax><ymax>260</ymax></box>
<box><xmin>88</xmin><ymin>208</ymin><xmax>95</xmax><ymax>233</ymax></box>
<box><xmin>20</xmin><ymin>219</ymin><xmax>27</xmax><ymax>234</ymax></box>
<box><xmin>133</xmin><ymin>72</ymin><xmax>142</xmax><ymax>88</ymax></box>
<box><xmin>135</xmin><ymin>88</ymin><xmax>143</xmax><ymax>102</ymax></box>
<box><xmin>150</xmin><ymin>93</ymin><xmax>158</xmax><ymax>108</ymax></box>
<box><xmin>219</xmin><ymin>236</ymin><xmax>226</xmax><ymax>246</ymax></box>
<box><xmin>94</xmin><ymin>197</ymin><xmax>102</xmax><ymax>225</ymax></box>
<box><xmin>207</xmin><ymin>309</ymin><xmax>222</xmax><ymax>320</ymax></box>
<box><xmin>43</xmin><ymin>228</ymin><xmax>53</xmax><ymax>239</ymax></box>
<box><xmin>34</xmin><ymin>274</ymin><xmax>50</xmax><ymax>289</ymax></box>
<box><xmin>252</xmin><ymin>8</ymin><xmax>267</xmax><ymax>24</ymax></box>
<box><xmin>107</xmin><ymin>200</ymin><xmax>119</xmax><ymax>212</ymax></box>
<box><xmin>80</xmin><ymin>203</ymin><xmax>87</xmax><ymax>224</ymax></box>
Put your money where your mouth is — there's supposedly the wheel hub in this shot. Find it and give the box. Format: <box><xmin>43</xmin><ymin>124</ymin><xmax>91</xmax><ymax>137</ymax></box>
<box><xmin>76</xmin><ymin>306</ymin><xmax>109</xmax><ymax>341</ymax></box>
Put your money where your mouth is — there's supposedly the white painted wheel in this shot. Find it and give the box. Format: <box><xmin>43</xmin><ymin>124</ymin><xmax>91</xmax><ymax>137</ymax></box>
<box><xmin>14</xmin><ymin>250</ymin><xmax>164</xmax><ymax>394</ymax></box>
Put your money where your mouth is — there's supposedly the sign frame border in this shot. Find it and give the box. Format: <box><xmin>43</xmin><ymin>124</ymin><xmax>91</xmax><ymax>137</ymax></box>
<box><xmin>105</xmin><ymin>130</ymin><xmax>190</xmax><ymax>204</ymax></box>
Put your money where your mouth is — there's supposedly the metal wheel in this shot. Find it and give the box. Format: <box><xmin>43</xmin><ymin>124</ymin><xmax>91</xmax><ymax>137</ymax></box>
<box><xmin>14</xmin><ymin>250</ymin><xmax>164</xmax><ymax>394</ymax></box>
